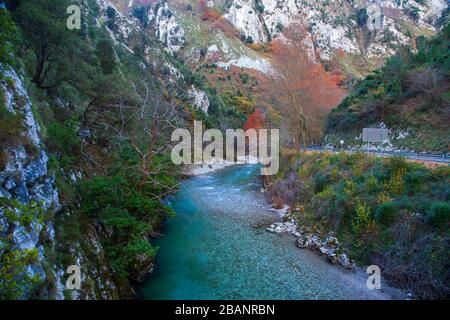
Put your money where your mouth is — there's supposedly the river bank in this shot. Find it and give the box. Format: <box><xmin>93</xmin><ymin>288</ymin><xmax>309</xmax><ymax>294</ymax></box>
<box><xmin>139</xmin><ymin>164</ymin><xmax>399</xmax><ymax>299</ymax></box>
<box><xmin>264</xmin><ymin>151</ymin><xmax>450</xmax><ymax>299</ymax></box>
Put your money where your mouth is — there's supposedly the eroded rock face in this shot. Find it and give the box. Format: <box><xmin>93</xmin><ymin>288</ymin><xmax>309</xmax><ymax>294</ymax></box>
<box><xmin>147</xmin><ymin>0</ymin><xmax>186</xmax><ymax>55</ymax></box>
<box><xmin>188</xmin><ymin>85</ymin><xmax>210</xmax><ymax>113</ymax></box>
<box><xmin>96</xmin><ymin>0</ymin><xmax>141</xmax><ymax>43</ymax></box>
<box><xmin>0</xmin><ymin>65</ymin><xmax>123</xmax><ymax>300</ymax></box>
<box><xmin>222</xmin><ymin>0</ymin><xmax>447</xmax><ymax>60</ymax></box>
<box><xmin>0</xmin><ymin>66</ymin><xmax>60</xmax><ymax>209</ymax></box>
<box><xmin>0</xmin><ymin>65</ymin><xmax>60</xmax><ymax>298</ymax></box>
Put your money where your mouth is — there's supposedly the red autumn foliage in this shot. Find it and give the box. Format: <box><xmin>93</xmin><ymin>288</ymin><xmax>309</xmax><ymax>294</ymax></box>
<box><xmin>244</xmin><ymin>109</ymin><xmax>265</xmax><ymax>131</ymax></box>
<box><xmin>269</xmin><ymin>21</ymin><xmax>344</xmax><ymax>148</ymax></box>
<box><xmin>209</xmin><ymin>17</ymin><xmax>238</xmax><ymax>38</ymax></box>
<box><xmin>198</xmin><ymin>0</ymin><xmax>207</xmax><ymax>12</ymax></box>
<box><xmin>199</xmin><ymin>0</ymin><xmax>221</xmax><ymax>22</ymax></box>
<box><xmin>202</xmin><ymin>9</ymin><xmax>221</xmax><ymax>21</ymax></box>
<box><xmin>331</xmin><ymin>71</ymin><xmax>345</xmax><ymax>86</ymax></box>
<box><xmin>337</xmin><ymin>48</ymin><xmax>346</xmax><ymax>58</ymax></box>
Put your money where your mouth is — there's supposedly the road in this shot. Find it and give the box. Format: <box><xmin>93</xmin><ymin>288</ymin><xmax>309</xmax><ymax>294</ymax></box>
<box><xmin>306</xmin><ymin>146</ymin><xmax>450</xmax><ymax>164</ymax></box>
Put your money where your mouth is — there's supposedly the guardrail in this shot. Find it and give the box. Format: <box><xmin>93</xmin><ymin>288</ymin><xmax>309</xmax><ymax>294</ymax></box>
<box><xmin>305</xmin><ymin>146</ymin><xmax>450</xmax><ymax>164</ymax></box>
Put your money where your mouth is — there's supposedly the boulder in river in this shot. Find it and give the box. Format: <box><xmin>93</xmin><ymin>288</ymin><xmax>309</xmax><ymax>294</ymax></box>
<box><xmin>338</xmin><ymin>253</ymin><xmax>356</xmax><ymax>270</ymax></box>
<box><xmin>266</xmin><ymin>221</ymin><xmax>297</xmax><ymax>234</ymax></box>
<box><xmin>327</xmin><ymin>253</ymin><xmax>338</xmax><ymax>264</ymax></box>
<box><xmin>295</xmin><ymin>234</ymin><xmax>309</xmax><ymax>248</ymax></box>
<box><xmin>306</xmin><ymin>234</ymin><xmax>322</xmax><ymax>252</ymax></box>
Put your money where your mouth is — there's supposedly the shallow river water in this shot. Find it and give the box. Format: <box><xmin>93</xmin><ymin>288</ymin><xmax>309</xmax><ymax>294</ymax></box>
<box><xmin>139</xmin><ymin>165</ymin><xmax>391</xmax><ymax>300</ymax></box>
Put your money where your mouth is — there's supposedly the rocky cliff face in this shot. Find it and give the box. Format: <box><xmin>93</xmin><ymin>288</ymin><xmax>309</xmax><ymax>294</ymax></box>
<box><xmin>0</xmin><ymin>64</ymin><xmax>126</xmax><ymax>300</ymax></box>
<box><xmin>151</xmin><ymin>0</ymin><xmax>447</xmax><ymax>77</ymax></box>
<box><xmin>147</xmin><ymin>0</ymin><xmax>186</xmax><ymax>55</ymax></box>
<box><xmin>222</xmin><ymin>0</ymin><xmax>446</xmax><ymax>59</ymax></box>
<box><xmin>0</xmin><ymin>0</ymin><xmax>212</xmax><ymax>300</ymax></box>
<box><xmin>0</xmin><ymin>65</ymin><xmax>60</xmax><ymax>298</ymax></box>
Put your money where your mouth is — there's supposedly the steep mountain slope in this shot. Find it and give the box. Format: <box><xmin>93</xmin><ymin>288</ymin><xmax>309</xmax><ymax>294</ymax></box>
<box><xmin>325</xmin><ymin>24</ymin><xmax>450</xmax><ymax>153</ymax></box>
<box><xmin>0</xmin><ymin>0</ymin><xmax>243</xmax><ymax>299</ymax></box>
<box><xmin>0</xmin><ymin>0</ymin><xmax>448</xmax><ymax>301</ymax></box>
<box><xmin>157</xmin><ymin>0</ymin><xmax>447</xmax><ymax>78</ymax></box>
<box><xmin>115</xmin><ymin>0</ymin><xmax>448</xmax><ymax>137</ymax></box>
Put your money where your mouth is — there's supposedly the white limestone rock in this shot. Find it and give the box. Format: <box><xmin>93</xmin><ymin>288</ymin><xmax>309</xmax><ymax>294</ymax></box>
<box><xmin>222</xmin><ymin>0</ymin><xmax>447</xmax><ymax>60</ymax></box>
<box><xmin>147</xmin><ymin>1</ymin><xmax>186</xmax><ymax>55</ymax></box>
<box><xmin>188</xmin><ymin>85</ymin><xmax>210</xmax><ymax>113</ymax></box>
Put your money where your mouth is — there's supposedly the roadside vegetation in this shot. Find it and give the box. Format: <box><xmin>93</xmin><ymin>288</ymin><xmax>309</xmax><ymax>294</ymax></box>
<box><xmin>326</xmin><ymin>24</ymin><xmax>450</xmax><ymax>153</ymax></box>
<box><xmin>267</xmin><ymin>151</ymin><xmax>450</xmax><ymax>299</ymax></box>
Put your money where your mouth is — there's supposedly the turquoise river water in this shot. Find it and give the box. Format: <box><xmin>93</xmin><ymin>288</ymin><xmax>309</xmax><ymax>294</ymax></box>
<box><xmin>138</xmin><ymin>165</ymin><xmax>391</xmax><ymax>300</ymax></box>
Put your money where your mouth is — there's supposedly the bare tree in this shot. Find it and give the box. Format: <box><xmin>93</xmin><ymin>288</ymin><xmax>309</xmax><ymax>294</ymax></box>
<box><xmin>407</xmin><ymin>67</ymin><xmax>443</xmax><ymax>103</ymax></box>
<box><xmin>81</xmin><ymin>76</ymin><xmax>181</xmax><ymax>194</ymax></box>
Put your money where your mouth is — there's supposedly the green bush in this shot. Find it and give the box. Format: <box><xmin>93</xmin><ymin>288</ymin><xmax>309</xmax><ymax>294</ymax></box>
<box><xmin>0</xmin><ymin>103</ymin><xmax>24</xmax><ymax>146</ymax></box>
<box><xmin>375</xmin><ymin>202</ymin><xmax>397</xmax><ymax>226</ymax></box>
<box><xmin>0</xmin><ymin>9</ymin><xmax>19</xmax><ymax>63</ymax></box>
<box><xmin>271</xmin><ymin>152</ymin><xmax>450</xmax><ymax>298</ymax></box>
<box><xmin>427</xmin><ymin>202</ymin><xmax>450</xmax><ymax>227</ymax></box>
<box><xmin>0</xmin><ymin>198</ymin><xmax>45</xmax><ymax>299</ymax></box>
<box><xmin>0</xmin><ymin>101</ymin><xmax>25</xmax><ymax>170</ymax></box>
<box><xmin>314</xmin><ymin>172</ymin><xmax>328</xmax><ymax>194</ymax></box>
<box><xmin>77</xmin><ymin>153</ymin><xmax>176</xmax><ymax>279</ymax></box>
<box><xmin>46</xmin><ymin>118</ymin><xmax>80</xmax><ymax>167</ymax></box>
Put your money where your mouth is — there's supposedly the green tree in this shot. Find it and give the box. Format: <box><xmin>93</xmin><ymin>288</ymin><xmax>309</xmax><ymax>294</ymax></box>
<box><xmin>0</xmin><ymin>199</ymin><xmax>44</xmax><ymax>299</ymax></box>
<box><xmin>13</xmin><ymin>0</ymin><xmax>76</xmax><ymax>89</ymax></box>
<box><xmin>95</xmin><ymin>39</ymin><xmax>116</xmax><ymax>75</ymax></box>
<box><xmin>0</xmin><ymin>8</ymin><xmax>19</xmax><ymax>63</ymax></box>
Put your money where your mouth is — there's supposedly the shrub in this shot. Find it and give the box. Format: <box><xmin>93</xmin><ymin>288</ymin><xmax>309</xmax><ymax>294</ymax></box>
<box><xmin>46</xmin><ymin>118</ymin><xmax>80</xmax><ymax>167</ymax></box>
<box><xmin>314</xmin><ymin>172</ymin><xmax>328</xmax><ymax>194</ymax></box>
<box><xmin>0</xmin><ymin>198</ymin><xmax>45</xmax><ymax>299</ymax></box>
<box><xmin>77</xmin><ymin>152</ymin><xmax>176</xmax><ymax>279</ymax></box>
<box><xmin>352</xmin><ymin>200</ymin><xmax>373</xmax><ymax>235</ymax></box>
<box><xmin>0</xmin><ymin>101</ymin><xmax>25</xmax><ymax>170</ymax></box>
<box><xmin>375</xmin><ymin>201</ymin><xmax>397</xmax><ymax>226</ymax></box>
<box><xmin>385</xmin><ymin>167</ymin><xmax>406</xmax><ymax>196</ymax></box>
<box><xmin>427</xmin><ymin>202</ymin><xmax>450</xmax><ymax>227</ymax></box>
<box><xmin>96</xmin><ymin>39</ymin><xmax>116</xmax><ymax>75</ymax></box>
<box><xmin>271</xmin><ymin>152</ymin><xmax>450</xmax><ymax>298</ymax></box>
<box><xmin>0</xmin><ymin>103</ymin><xmax>24</xmax><ymax>147</ymax></box>
<box><xmin>0</xmin><ymin>9</ymin><xmax>19</xmax><ymax>63</ymax></box>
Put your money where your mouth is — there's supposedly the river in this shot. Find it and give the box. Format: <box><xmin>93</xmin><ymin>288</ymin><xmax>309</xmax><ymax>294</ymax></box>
<box><xmin>138</xmin><ymin>165</ymin><xmax>391</xmax><ymax>300</ymax></box>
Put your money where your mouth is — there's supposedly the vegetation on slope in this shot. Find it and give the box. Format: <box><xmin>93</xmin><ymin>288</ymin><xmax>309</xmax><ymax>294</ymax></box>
<box><xmin>326</xmin><ymin>25</ymin><xmax>450</xmax><ymax>153</ymax></box>
<box><xmin>0</xmin><ymin>0</ymin><xmax>245</xmax><ymax>298</ymax></box>
<box><xmin>268</xmin><ymin>151</ymin><xmax>449</xmax><ymax>299</ymax></box>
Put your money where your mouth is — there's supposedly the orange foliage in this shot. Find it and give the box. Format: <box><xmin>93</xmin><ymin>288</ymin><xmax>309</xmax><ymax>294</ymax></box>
<box><xmin>247</xmin><ymin>42</ymin><xmax>267</xmax><ymax>51</ymax></box>
<box><xmin>331</xmin><ymin>71</ymin><xmax>345</xmax><ymax>86</ymax></box>
<box><xmin>199</xmin><ymin>0</ymin><xmax>221</xmax><ymax>22</ymax></box>
<box><xmin>337</xmin><ymin>48</ymin><xmax>346</xmax><ymax>58</ymax></box>
<box><xmin>202</xmin><ymin>8</ymin><xmax>221</xmax><ymax>21</ymax></box>
<box><xmin>209</xmin><ymin>17</ymin><xmax>238</xmax><ymax>38</ymax></box>
<box><xmin>269</xmin><ymin>21</ymin><xmax>344</xmax><ymax>147</ymax></box>
<box><xmin>244</xmin><ymin>109</ymin><xmax>265</xmax><ymax>131</ymax></box>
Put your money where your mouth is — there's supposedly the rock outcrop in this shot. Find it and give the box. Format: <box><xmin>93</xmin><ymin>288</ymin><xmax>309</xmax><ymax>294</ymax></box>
<box><xmin>147</xmin><ymin>0</ymin><xmax>186</xmax><ymax>55</ymax></box>
<box><xmin>188</xmin><ymin>85</ymin><xmax>210</xmax><ymax>113</ymax></box>
<box><xmin>0</xmin><ymin>65</ymin><xmax>60</xmax><ymax>297</ymax></box>
<box><xmin>220</xmin><ymin>0</ymin><xmax>447</xmax><ymax>60</ymax></box>
<box><xmin>267</xmin><ymin>219</ymin><xmax>357</xmax><ymax>270</ymax></box>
